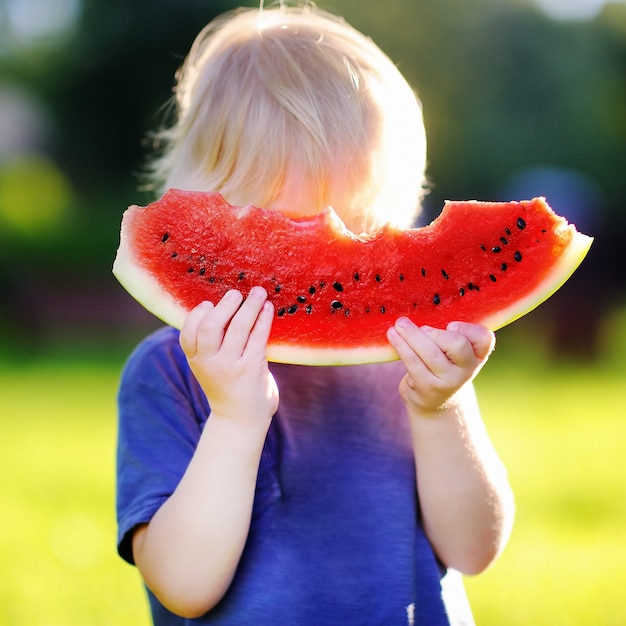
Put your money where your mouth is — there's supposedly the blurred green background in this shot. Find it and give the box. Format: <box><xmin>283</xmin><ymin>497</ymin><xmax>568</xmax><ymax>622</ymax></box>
<box><xmin>1</xmin><ymin>0</ymin><xmax>625</xmax><ymax>624</ymax></box>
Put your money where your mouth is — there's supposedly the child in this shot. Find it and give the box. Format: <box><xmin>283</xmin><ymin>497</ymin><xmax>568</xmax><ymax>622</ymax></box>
<box><xmin>116</xmin><ymin>4</ymin><xmax>515</xmax><ymax>625</ymax></box>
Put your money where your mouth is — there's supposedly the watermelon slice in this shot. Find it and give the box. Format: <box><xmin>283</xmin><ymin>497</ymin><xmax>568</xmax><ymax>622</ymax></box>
<box><xmin>113</xmin><ymin>189</ymin><xmax>592</xmax><ymax>365</ymax></box>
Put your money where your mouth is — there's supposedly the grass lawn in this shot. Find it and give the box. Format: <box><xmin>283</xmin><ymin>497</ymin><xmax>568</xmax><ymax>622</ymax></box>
<box><xmin>1</xmin><ymin>310</ymin><xmax>625</xmax><ymax>625</ymax></box>
<box><xmin>0</xmin><ymin>346</ymin><xmax>151</xmax><ymax>626</ymax></box>
<box><xmin>466</xmin><ymin>355</ymin><xmax>626</xmax><ymax>624</ymax></box>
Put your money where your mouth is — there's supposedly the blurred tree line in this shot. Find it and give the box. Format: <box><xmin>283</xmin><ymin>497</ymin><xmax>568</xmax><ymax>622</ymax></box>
<box><xmin>0</xmin><ymin>0</ymin><xmax>624</xmax><ymax>354</ymax></box>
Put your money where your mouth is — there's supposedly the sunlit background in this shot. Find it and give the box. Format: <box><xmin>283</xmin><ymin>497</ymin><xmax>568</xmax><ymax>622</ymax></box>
<box><xmin>1</xmin><ymin>1</ymin><xmax>625</xmax><ymax>624</ymax></box>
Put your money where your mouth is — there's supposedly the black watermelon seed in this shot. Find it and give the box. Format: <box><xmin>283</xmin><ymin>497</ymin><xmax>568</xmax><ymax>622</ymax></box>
<box><xmin>199</xmin><ymin>268</ymin><xmax>206</xmax><ymax>275</ymax></box>
<box><xmin>187</xmin><ymin>268</ymin><xmax>194</xmax><ymax>274</ymax></box>
<box><xmin>500</xmin><ymin>237</ymin><xmax>509</xmax><ymax>245</ymax></box>
<box><xmin>505</xmin><ymin>227</ymin><xmax>512</xmax><ymax>236</ymax></box>
<box><xmin>489</xmin><ymin>274</ymin><xmax>497</xmax><ymax>283</ymax></box>
<box><xmin>171</xmin><ymin>252</ymin><xmax>178</xmax><ymax>258</ymax></box>
<box><xmin>309</xmin><ymin>285</ymin><xmax>316</xmax><ymax>295</ymax></box>
<box><xmin>331</xmin><ymin>300</ymin><xmax>343</xmax><ymax>310</ymax></box>
<box><xmin>238</xmin><ymin>271</ymin><xmax>246</xmax><ymax>280</ymax></box>
<box><xmin>517</xmin><ymin>217</ymin><xmax>526</xmax><ymax>230</ymax></box>
<box><xmin>541</xmin><ymin>229</ymin><xmax>547</xmax><ymax>233</ymax></box>
<box><xmin>288</xmin><ymin>305</ymin><xmax>298</xmax><ymax>314</ymax></box>
<box><xmin>460</xmin><ymin>287</ymin><xmax>465</xmax><ymax>296</ymax></box>
<box><xmin>433</xmin><ymin>293</ymin><xmax>441</xmax><ymax>305</ymax></box>
<box><xmin>413</xmin><ymin>302</ymin><xmax>418</xmax><ymax>308</ymax></box>
<box><xmin>375</xmin><ymin>274</ymin><xmax>382</xmax><ymax>282</ymax></box>
<box><xmin>492</xmin><ymin>246</ymin><xmax>502</xmax><ymax>253</ymax></box>
<box><xmin>421</xmin><ymin>268</ymin><xmax>427</xmax><ymax>277</ymax></box>
<box><xmin>208</xmin><ymin>277</ymin><xmax>215</xmax><ymax>284</ymax></box>
<box><xmin>161</xmin><ymin>233</ymin><xmax>170</xmax><ymax>243</ymax></box>
<box><xmin>480</xmin><ymin>244</ymin><xmax>487</xmax><ymax>251</ymax></box>
<box><xmin>333</xmin><ymin>281</ymin><xmax>344</xmax><ymax>292</ymax></box>
<box><xmin>514</xmin><ymin>251</ymin><xmax>523</xmax><ymax>262</ymax></box>
<box><xmin>380</xmin><ymin>306</ymin><xmax>386</xmax><ymax>314</ymax></box>
<box><xmin>305</xmin><ymin>305</ymin><xmax>313</xmax><ymax>314</ymax></box>
<box><xmin>501</xmin><ymin>263</ymin><xmax>508</xmax><ymax>271</ymax></box>
<box><xmin>365</xmin><ymin>306</ymin><xmax>371</xmax><ymax>313</ymax></box>
<box><xmin>468</xmin><ymin>282</ymin><xmax>475</xmax><ymax>290</ymax></box>
<box><xmin>399</xmin><ymin>274</ymin><xmax>404</xmax><ymax>282</ymax></box>
<box><xmin>277</xmin><ymin>308</ymin><xmax>286</xmax><ymax>317</ymax></box>
<box><xmin>320</xmin><ymin>281</ymin><xmax>326</xmax><ymax>288</ymax></box>
<box><xmin>441</xmin><ymin>269</ymin><xmax>449</xmax><ymax>280</ymax></box>
<box><xmin>296</xmin><ymin>295</ymin><xmax>307</xmax><ymax>303</ymax></box>
<box><xmin>275</xmin><ymin>284</ymin><xmax>282</xmax><ymax>293</ymax></box>
<box><xmin>344</xmin><ymin>309</ymin><xmax>350</xmax><ymax>317</ymax></box>
<box><xmin>353</xmin><ymin>272</ymin><xmax>360</xmax><ymax>281</ymax></box>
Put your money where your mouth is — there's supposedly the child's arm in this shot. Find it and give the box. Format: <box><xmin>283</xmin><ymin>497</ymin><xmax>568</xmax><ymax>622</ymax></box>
<box><xmin>132</xmin><ymin>287</ymin><xmax>278</xmax><ymax>618</ymax></box>
<box><xmin>387</xmin><ymin>319</ymin><xmax>515</xmax><ymax>575</ymax></box>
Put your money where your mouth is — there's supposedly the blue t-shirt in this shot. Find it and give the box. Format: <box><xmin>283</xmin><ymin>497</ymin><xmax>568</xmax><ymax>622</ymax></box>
<box><xmin>117</xmin><ymin>327</ymin><xmax>469</xmax><ymax>625</ymax></box>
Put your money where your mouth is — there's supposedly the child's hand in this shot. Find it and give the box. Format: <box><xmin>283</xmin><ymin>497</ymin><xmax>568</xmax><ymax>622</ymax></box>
<box><xmin>179</xmin><ymin>287</ymin><xmax>279</xmax><ymax>426</ymax></box>
<box><xmin>387</xmin><ymin>319</ymin><xmax>495</xmax><ymax>415</ymax></box>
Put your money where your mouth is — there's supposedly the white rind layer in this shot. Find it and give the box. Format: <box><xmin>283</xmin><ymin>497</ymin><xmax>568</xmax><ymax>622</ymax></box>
<box><xmin>266</xmin><ymin>342</ymin><xmax>398</xmax><ymax>366</ymax></box>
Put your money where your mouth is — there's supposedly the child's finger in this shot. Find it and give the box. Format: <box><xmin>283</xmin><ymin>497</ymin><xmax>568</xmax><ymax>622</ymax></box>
<box><xmin>244</xmin><ymin>300</ymin><xmax>274</xmax><ymax>360</ymax></box>
<box><xmin>220</xmin><ymin>287</ymin><xmax>269</xmax><ymax>357</ymax></box>
<box><xmin>446</xmin><ymin>322</ymin><xmax>495</xmax><ymax>360</ymax></box>
<box><xmin>194</xmin><ymin>289</ymin><xmax>244</xmax><ymax>356</ymax></box>
<box><xmin>418</xmin><ymin>326</ymin><xmax>479</xmax><ymax>370</ymax></box>
<box><xmin>387</xmin><ymin>326</ymin><xmax>434</xmax><ymax>381</ymax></box>
<box><xmin>388</xmin><ymin>319</ymin><xmax>450</xmax><ymax>377</ymax></box>
<box><xmin>179</xmin><ymin>301</ymin><xmax>214</xmax><ymax>358</ymax></box>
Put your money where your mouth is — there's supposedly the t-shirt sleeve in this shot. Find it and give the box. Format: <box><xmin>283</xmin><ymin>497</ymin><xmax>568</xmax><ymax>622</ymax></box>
<box><xmin>116</xmin><ymin>328</ymin><xmax>208</xmax><ymax>565</ymax></box>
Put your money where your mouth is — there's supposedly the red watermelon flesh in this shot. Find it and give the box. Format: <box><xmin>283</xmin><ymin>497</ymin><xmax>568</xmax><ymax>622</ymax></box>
<box><xmin>113</xmin><ymin>189</ymin><xmax>592</xmax><ymax>365</ymax></box>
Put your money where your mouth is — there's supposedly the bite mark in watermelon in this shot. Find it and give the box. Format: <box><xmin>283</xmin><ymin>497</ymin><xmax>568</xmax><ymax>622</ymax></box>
<box><xmin>112</xmin><ymin>189</ymin><xmax>592</xmax><ymax>365</ymax></box>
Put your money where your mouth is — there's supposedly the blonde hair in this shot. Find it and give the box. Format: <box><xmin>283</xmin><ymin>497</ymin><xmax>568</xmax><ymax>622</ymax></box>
<box><xmin>147</xmin><ymin>3</ymin><xmax>427</xmax><ymax>232</ymax></box>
